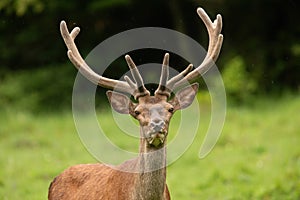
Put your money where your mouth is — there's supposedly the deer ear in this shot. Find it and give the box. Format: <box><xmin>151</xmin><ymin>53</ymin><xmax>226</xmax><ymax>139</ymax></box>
<box><xmin>170</xmin><ymin>83</ymin><xmax>199</xmax><ymax>110</ymax></box>
<box><xmin>106</xmin><ymin>91</ymin><xmax>132</xmax><ymax>114</ymax></box>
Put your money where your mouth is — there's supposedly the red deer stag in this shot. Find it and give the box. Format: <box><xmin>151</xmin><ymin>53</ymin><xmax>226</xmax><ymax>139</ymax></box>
<box><xmin>48</xmin><ymin>7</ymin><xmax>223</xmax><ymax>200</ymax></box>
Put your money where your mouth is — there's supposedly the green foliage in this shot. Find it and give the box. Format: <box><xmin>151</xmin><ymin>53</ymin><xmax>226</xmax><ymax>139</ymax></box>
<box><xmin>291</xmin><ymin>43</ymin><xmax>300</xmax><ymax>57</ymax></box>
<box><xmin>0</xmin><ymin>64</ymin><xmax>75</xmax><ymax>112</ymax></box>
<box><xmin>0</xmin><ymin>95</ymin><xmax>299</xmax><ymax>199</ymax></box>
<box><xmin>87</xmin><ymin>0</ymin><xmax>132</xmax><ymax>11</ymax></box>
<box><xmin>0</xmin><ymin>0</ymin><xmax>299</xmax><ymax>101</ymax></box>
<box><xmin>222</xmin><ymin>56</ymin><xmax>257</xmax><ymax>101</ymax></box>
<box><xmin>0</xmin><ymin>0</ymin><xmax>44</xmax><ymax>16</ymax></box>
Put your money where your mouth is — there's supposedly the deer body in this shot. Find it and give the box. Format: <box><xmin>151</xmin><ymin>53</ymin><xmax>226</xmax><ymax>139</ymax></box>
<box><xmin>49</xmin><ymin>159</ymin><xmax>170</xmax><ymax>200</ymax></box>
<box><xmin>49</xmin><ymin>7</ymin><xmax>223</xmax><ymax>200</ymax></box>
<box><xmin>49</xmin><ymin>97</ymin><xmax>172</xmax><ymax>199</ymax></box>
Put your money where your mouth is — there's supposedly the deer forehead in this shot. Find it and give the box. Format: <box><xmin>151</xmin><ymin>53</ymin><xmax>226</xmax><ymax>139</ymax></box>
<box><xmin>135</xmin><ymin>96</ymin><xmax>172</xmax><ymax>113</ymax></box>
<box><xmin>138</xmin><ymin>95</ymin><xmax>167</xmax><ymax>104</ymax></box>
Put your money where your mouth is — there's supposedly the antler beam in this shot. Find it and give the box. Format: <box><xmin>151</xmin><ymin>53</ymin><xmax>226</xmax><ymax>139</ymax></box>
<box><xmin>60</xmin><ymin>21</ymin><xmax>149</xmax><ymax>100</ymax></box>
<box><xmin>60</xmin><ymin>7</ymin><xmax>223</xmax><ymax>100</ymax></box>
<box><xmin>166</xmin><ymin>7</ymin><xmax>223</xmax><ymax>92</ymax></box>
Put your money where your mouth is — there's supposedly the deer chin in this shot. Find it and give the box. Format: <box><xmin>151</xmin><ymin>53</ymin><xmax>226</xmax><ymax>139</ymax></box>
<box><xmin>146</xmin><ymin>132</ymin><xmax>167</xmax><ymax>148</ymax></box>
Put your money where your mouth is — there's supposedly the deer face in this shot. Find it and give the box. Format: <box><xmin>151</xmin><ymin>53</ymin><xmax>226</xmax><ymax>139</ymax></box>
<box><xmin>131</xmin><ymin>96</ymin><xmax>174</xmax><ymax>148</ymax></box>
<box><xmin>107</xmin><ymin>83</ymin><xmax>198</xmax><ymax>148</ymax></box>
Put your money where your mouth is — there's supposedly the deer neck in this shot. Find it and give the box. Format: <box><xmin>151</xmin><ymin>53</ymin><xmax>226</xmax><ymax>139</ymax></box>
<box><xmin>133</xmin><ymin>128</ymin><xmax>167</xmax><ymax>200</ymax></box>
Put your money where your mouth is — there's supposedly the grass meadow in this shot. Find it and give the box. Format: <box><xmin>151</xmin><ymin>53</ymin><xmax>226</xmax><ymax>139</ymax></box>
<box><xmin>0</xmin><ymin>94</ymin><xmax>299</xmax><ymax>199</ymax></box>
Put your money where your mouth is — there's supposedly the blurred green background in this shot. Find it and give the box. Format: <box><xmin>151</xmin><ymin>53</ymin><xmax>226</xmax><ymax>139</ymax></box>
<box><xmin>0</xmin><ymin>0</ymin><xmax>299</xmax><ymax>199</ymax></box>
<box><xmin>0</xmin><ymin>0</ymin><xmax>299</xmax><ymax>111</ymax></box>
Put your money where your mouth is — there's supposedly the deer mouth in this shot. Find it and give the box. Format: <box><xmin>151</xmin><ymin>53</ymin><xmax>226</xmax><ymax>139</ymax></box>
<box><xmin>147</xmin><ymin>132</ymin><xmax>166</xmax><ymax>147</ymax></box>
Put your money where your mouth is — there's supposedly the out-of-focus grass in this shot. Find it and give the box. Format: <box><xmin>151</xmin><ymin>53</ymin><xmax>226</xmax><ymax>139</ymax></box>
<box><xmin>168</xmin><ymin>94</ymin><xmax>300</xmax><ymax>199</ymax></box>
<box><xmin>0</xmin><ymin>111</ymin><xmax>95</xmax><ymax>199</ymax></box>
<box><xmin>0</xmin><ymin>94</ymin><xmax>299</xmax><ymax>199</ymax></box>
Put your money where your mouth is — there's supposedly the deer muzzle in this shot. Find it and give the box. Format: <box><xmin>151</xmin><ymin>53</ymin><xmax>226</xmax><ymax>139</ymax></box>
<box><xmin>146</xmin><ymin>120</ymin><xmax>167</xmax><ymax>147</ymax></box>
<box><xmin>148</xmin><ymin>132</ymin><xmax>166</xmax><ymax>147</ymax></box>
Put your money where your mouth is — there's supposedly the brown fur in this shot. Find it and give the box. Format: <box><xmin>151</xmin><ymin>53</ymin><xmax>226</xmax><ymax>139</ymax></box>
<box><xmin>49</xmin><ymin>160</ymin><xmax>170</xmax><ymax>200</ymax></box>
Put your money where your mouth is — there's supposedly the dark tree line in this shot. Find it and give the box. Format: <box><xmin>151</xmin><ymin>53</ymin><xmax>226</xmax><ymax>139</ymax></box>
<box><xmin>0</xmin><ymin>0</ymin><xmax>299</xmax><ymax>110</ymax></box>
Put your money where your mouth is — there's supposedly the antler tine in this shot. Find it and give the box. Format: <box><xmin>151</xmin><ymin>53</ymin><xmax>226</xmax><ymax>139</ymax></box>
<box><xmin>60</xmin><ymin>21</ymin><xmax>144</xmax><ymax>97</ymax></box>
<box><xmin>125</xmin><ymin>55</ymin><xmax>150</xmax><ymax>99</ymax></box>
<box><xmin>197</xmin><ymin>8</ymin><xmax>222</xmax><ymax>57</ymax></box>
<box><xmin>154</xmin><ymin>53</ymin><xmax>170</xmax><ymax>97</ymax></box>
<box><xmin>166</xmin><ymin>7</ymin><xmax>223</xmax><ymax>91</ymax></box>
<box><xmin>167</xmin><ymin>64</ymin><xmax>193</xmax><ymax>91</ymax></box>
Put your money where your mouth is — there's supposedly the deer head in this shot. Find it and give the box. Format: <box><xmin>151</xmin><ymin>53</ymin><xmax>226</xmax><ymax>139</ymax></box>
<box><xmin>106</xmin><ymin>54</ymin><xmax>199</xmax><ymax>148</ymax></box>
<box><xmin>59</xmin><ymin>7</ymin><xmax>223</xmax><ymax>150</ymax></box>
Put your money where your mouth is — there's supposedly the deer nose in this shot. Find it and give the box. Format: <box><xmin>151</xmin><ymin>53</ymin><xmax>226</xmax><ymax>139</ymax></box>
<box><xmin>150</xmin><ymin>120</ymin><xmax>165</xmax><ymax>132</ymax></box>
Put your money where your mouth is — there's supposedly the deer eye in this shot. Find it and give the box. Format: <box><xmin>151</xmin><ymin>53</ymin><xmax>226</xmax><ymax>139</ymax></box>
<box><xmin>134</xmin><ymin>110</ymin><xmax>141</xmax><ymax>115</ymax></box>
<box><xmin>168</xmin><ymin>107</ymin><xmax>174</xmax><ymax>113</ymax></box>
